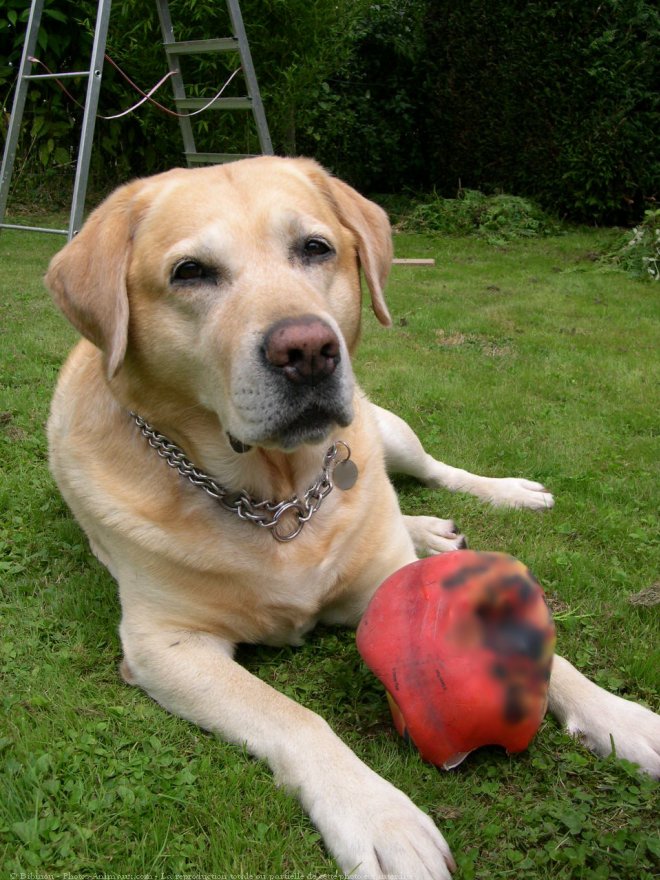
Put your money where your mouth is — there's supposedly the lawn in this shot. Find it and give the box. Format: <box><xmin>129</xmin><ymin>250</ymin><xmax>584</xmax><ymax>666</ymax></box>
<box><xmin>1</xmin><ymin>220</ymin><xmax>658</xmax><ymax>878</ymax></box>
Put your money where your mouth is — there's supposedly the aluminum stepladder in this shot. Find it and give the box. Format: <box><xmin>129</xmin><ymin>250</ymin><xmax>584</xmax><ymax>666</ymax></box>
<box><xmin>0</xmin><ymin>0</ymin><xmax>273</xmax><ymax>240</ymax></box>
<box><xmin>156</xmin><ymin>0</ymin><xmax>273</xmax><ymax>167</ymax></box>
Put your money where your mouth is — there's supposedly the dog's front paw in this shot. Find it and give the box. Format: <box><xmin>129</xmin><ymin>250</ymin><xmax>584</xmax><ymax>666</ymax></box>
<box><xmin>403</xmin><ymin>515</ymin><xmax>467</xmax><ymax>555</ymax></box>
<box><xmin>309</xmin><ymin>768</ymin><xmax>455</xmax><ymax>879</ymax></box>
<box><xmin>483</xmin><ymin>477</ymin><xmax>554</xmax><ymax>510</ymax></box>
<box><xmin>565</xmin><ymin>689</ymin><xmax>660</xmax><ymax>778</ymax></box>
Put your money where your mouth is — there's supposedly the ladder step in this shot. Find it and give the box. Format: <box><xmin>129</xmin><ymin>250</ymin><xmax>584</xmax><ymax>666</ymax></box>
<box><xmin>23</xmin><ymin>71</ymin><xmax>91</xmax><ymax>80</ymax></box>
<box><xmin>175</xmin><ymin>96</ymin><xmax>252</xmax><ymax>110</ymax></box>
<box><xmin>0</xmin><ymin>222</ymin><xmax>68</xmax><ymax>235</ymax></box>
<box><xmin>164</xmin><ymin>38</ymin><xmax>238</xmax><ymax>55</ymax></box>
<box><xmin>185</xmin><ymin>152</ymin><xmax>260</xmax><ymax>164</ymax></box>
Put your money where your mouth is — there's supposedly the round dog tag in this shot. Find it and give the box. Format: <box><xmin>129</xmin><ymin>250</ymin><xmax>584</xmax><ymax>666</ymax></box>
<box><xmin>334</xmin><ymin>459</ymin><xmax>358</xmax><ymax>490</ymax></box>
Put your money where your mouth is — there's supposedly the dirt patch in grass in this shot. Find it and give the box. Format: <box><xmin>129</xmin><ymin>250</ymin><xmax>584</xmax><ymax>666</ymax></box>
<box><xmin>628</xmin><ymin>584</ymin><xmax>660</xmax><ymax>607</ymax></box>
<box><xmin>435</xmin><ymin>329</ymin><xmax>468</xmax><ymax>347</ymax></box>
<box><xmin>434</xmin><ymin>329</ymin><xmax>512</xmax><ymax>357</ymax></box>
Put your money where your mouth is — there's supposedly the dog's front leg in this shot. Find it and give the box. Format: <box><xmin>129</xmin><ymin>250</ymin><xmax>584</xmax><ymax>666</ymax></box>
<box><xmin>549</xmin><ymin>654</ymin><xmax>660</xmax><ymax>777</ymax></box>
<box><xmin>370</xmin><ymin>403</ymin><xmax>554</xmax><ymax>511</ymax></box>
<box><xmin>120</xmin><ymin>621</ymin><xmax>455</xmax><ymax>879</ymax></box>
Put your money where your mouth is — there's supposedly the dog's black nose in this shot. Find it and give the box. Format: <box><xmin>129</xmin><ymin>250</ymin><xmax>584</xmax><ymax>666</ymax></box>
<box><xmin>263</xmin><ymin>316</ymin><xmax>340</xmax><ymax>385</ymax></box>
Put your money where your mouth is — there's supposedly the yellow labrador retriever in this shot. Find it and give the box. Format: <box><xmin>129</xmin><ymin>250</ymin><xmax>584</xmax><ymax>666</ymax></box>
<box><xmin>46</xmin><ymin>157</ymin><xmax>660</xmax><ymax>878</ymax></box>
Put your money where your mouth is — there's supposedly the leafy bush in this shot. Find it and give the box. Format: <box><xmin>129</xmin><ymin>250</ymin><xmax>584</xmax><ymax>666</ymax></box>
<box><xmin>1</xmin><ymin>0</ymin><xmax>658</xmax><ymax>223</ymax></box>
<box><xmin>422</xmin><ymin>0</ymin><xmax>660</xmax><ymax>224</ymax></box>
<box><xmin>398</xmin><ymin>190</ymin><xmax>559</xmax><ymax>243</ymax></box>
<box><xmin>606</xmin><ymin>209</ymin><xmax>660</xmax><ymax>281</ymax></box>
<box><xmin>296</xmin><ymin>0</ymin><xmax>429</xmax><ymax>192</ymax></box>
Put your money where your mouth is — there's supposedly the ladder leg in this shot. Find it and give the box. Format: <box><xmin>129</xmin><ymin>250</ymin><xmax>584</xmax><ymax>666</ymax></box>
<box><xmin>0</xmin><ymin>0</ymin><xmax>46</xmax><ymax>229</ymax></box>
<box><xmin>226</xmin><ymin>0</ymin><xmax>273</xmax><ymax>155</ymax></box>
<box><xmin>68</xmin><ymin>0</ymin><xmax>113</xmax><ymax>238</ymax></box>
<box><xmin>156</xmin><ymin>0</ymin><xmax>197</xmax><ymax>162</ymax></box>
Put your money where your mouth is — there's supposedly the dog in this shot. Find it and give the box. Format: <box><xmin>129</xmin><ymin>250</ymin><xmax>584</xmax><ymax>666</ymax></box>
<box><xmin>46</xmin><ymin>157</ymin><xmax>660</xmax><ymax>879</ymax></box>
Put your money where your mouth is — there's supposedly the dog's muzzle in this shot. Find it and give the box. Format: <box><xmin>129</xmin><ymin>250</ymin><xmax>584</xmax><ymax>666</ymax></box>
<box><xmin>257</xmin><ymin>315</ymin><xmax>352</xmax><ymax>448</ymax></box>
<box><xmin>228</xmin><ymin>316</ymin><xmax>354</xmax><ymax>450</ymax></box>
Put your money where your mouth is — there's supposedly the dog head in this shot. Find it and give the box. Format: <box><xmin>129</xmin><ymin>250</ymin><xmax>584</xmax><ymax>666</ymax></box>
<box><xmin>45</xmin><ymin>157</ymin><xmax>393</xmax><ymax>450</ymax></box>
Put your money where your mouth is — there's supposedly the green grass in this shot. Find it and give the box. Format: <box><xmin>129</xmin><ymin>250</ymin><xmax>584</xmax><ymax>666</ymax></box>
<box><xmin>1</xmin><ymin>222</ymin><xmax>659</xmax><ymax>878</ymax></box>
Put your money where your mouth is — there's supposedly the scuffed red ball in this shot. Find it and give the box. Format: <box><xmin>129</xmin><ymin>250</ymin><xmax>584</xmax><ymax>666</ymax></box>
<box><xmin>356</xmin><ymin>550</ymin><xmax>556</xmax><ymax>769</ymax></box>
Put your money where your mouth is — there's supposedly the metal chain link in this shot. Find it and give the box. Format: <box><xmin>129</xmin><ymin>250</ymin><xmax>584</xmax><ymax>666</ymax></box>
<box><xmin>129</xmin><ymin>412</ymin><xmax>351</xmax><ymax>542</ymax></box>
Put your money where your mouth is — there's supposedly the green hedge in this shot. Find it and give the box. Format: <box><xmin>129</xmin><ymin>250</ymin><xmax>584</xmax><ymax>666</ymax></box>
<box><xmin>1</xmin><ymin>0</ymin><xmax>657</xmax><ymax>223</ymax></box>
<box><xmin>418</xmin><ymin>0</ymin><xmax>660</xmax><ymax>224</ymax></box>
<box><xmin>302</xmin><ymin>0</ymin><xmax>659</xmax><ymax>224</ymax></box>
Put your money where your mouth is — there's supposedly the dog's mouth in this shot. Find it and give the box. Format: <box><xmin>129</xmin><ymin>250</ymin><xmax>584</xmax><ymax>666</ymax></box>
<box><xmin>274</xmin><ymin>404</ymin><xmax>351</xmax><ymax>450</ymax></box>
<box><xmin>228</xmin><ymin>433</ymin><xmax>252</xmax><ymax>454</ymax></box>
<box><xmin>229</xmin><ymin>402</ymin><xmax>353</xmax><ymax>453</ymax></box>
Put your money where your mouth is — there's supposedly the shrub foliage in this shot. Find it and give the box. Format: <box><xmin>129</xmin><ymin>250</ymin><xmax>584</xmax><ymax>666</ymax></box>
<box><xmin>397</xmin><ymin>190</ymin><xmax>559</xmax><ymax>245</ymax></box>
<box><xmin>605</xmin><ymin>209</ymin><xmax>660</xmax><ymax>280</ymax></box>
<box><xmin>419</xmin><ymin>0</ymin><xmax>659</xmax><ymax>224</ymax></box>
<box><xmin>1</xmin><ymin>0</ymin><xmax>657</xmax><ymax>223</ymax></box>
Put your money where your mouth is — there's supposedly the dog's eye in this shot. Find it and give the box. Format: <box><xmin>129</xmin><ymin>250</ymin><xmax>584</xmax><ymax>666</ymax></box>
<box><xmin>302</xmin><ymin>237</ymin><xmax>334</xmax><ymax>260</ymax></box>
<box><xmin>171</xmin><ymin>259</ymin><xmax>215</xmax><ymax>284</ymax></box>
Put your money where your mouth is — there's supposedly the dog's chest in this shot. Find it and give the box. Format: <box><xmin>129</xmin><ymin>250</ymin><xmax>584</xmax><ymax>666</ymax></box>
<box><xmin>168</xmin><ymin>539</ymin><xmax>356</xmax><ymax>645</ymax></box>
<box><xmin>140</xmin><ymin>486</ymin><xmax>370</xmax><ymax>643</ymax></box>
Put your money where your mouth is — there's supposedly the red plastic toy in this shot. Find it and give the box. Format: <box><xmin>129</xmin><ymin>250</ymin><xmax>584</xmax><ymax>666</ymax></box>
<box><xmin>356</xmin><ymin>550</ymin><xmax>556</xmax><ymax>769</ymax></box>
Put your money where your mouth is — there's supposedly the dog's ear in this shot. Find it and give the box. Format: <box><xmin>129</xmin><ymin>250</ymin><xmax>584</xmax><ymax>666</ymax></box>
<box><xmin>45</xmin><ymin>180</ymin><xmax>142</xmax><ymax>379</ymax></box>
<box><xmin>318</xmin><ymin>173</ymin><xmax>393</xmax><ymax>327</ymax></box>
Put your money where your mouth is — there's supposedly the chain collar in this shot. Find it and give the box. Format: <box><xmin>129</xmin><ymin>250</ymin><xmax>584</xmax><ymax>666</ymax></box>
<box><xmin>129</xmin><ymin>412</ymin><xmax>357</xmax><ymax>542</ymax></box>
